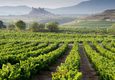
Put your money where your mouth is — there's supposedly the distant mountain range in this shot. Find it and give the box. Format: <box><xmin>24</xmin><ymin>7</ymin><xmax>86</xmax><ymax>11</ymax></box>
<box><xmin>0</xmin><ymin>6</ymin><xmax>31</xmax><ymax>15</ymax></box>
<box><xmin>0</xmin><ymin>7</ymin><xmax>75</xmax><ymax>24</ymax></box>
<box><xmin>0</xmin><ymin>0</ymin><xmax>115</xmax><ymax>15</ymax></box>
<box><xmin>46</xmin><ymin>0</ymin><xmax>115</xmax><ymax>14</ymax></box>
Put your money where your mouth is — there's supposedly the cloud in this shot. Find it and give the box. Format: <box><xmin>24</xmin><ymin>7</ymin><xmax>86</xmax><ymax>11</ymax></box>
<box><xmin>0</xmin><ymin>0</ymin><xmax>88</xmax><ymax>8</ymax></box>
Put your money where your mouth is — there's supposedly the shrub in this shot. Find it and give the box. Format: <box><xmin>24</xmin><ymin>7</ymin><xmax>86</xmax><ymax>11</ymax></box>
<box><xmin>46</xmin><ymin>22</ymin><xmax>59</xmax><ymax>32</ymax></box>
<box><xmin>15</xmin><ymin>20</ymin><xmax>26</xmax><ymax>31</ymax></box>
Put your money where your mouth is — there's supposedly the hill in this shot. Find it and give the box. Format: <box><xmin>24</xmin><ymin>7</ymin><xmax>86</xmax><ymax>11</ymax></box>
<box><xmin>0</xmin><ymin>7</ymin><xmax>75</xmax><ymax>24</ymax></box>
<box><xmin>85</xmin><ymin>9</ymin><xmax>115</xmax><ymax>20</ymax></box>
<box><xmin>61</xmin><ymin>20</ymin><xmax>114</xmax><ymax>28</ymax></box>
<box><xmin>0</xmin><ymin>6</ymin><xmax>31</xmax><ymax>15</ymax></box>
<box><xmin>29</xmin><ymin>7</ymin><xmax>54</xmax><ymax>16</ymax></box>
<box><xmin>0</xmin><ymin>0</ymin><xmax>115</xmax><ymax>15</ymax></box>
<box><xmin>46</xmin><ymin>0</ymin><xmax>115</xmax><ymax>14</ymax></box>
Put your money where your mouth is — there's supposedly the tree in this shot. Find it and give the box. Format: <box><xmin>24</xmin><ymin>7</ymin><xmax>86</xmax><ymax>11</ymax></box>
<box><xmin>0</xmin><ymin>20</ymin><xmax>6</xmax><ymax>29</ymax></box>
<box><xmin>46</xmin><ymin>22</ymin><xmax>59</xmax><ymax>32</ymax></box>
<box><xmin>38</xmin><ymin>23</ymin><xmax>45</xmax><ymax>31</ymax></box>
<box><xmin>30</xmin><ymin>22</ymin><xmax>45</xmax><ymax>32</ymax></box>
<box><xmin>15</xmin><ymin>20</ymin><xmax>26</xmax><ymax>31</ymax></box>
<box><xmin>30</xmin><ymin>22</ymin><xmax>39</xmax><ymax>32</ymax></box>
<box><xmin>7</xmin><ymin>24</ymin><xmax>15</xmax><ymax>31</ymax></box>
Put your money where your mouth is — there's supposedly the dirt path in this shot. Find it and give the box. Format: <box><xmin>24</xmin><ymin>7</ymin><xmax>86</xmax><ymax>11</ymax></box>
<box><xmin>88</xmin><ymin>42</ymin><xmax>100</xmax><ymax>53</ymax></box>
<box><xmin>79</xmin><ymin>43</ymin><xmax>98</xmax><ymax>80</ymax></box>
<box><xmin>32</xmin><ymin>44</ymin><xmax>72</xmax><ymax>80</ymax></box>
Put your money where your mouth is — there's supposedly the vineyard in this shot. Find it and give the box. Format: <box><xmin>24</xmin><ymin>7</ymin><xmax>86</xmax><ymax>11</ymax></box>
<box><xmin>0</xmin><ymin>31</ymin><xmax>115</xmax><ymax>80</ymax></box>
<box><xmin>62</xmin><ymin>21</ymin><xmax>114</xmax><ymax>28</ymax></box>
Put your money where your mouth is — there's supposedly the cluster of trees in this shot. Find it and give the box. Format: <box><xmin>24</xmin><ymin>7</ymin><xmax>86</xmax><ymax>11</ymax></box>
<box><xmin>0</xmin><ymin>20</ymin><xmax>59</xmax><ymax>32</ymax></box>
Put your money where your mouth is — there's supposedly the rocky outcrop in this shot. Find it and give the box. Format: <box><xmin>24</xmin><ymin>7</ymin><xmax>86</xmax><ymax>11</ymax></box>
<box><xmin>29</xmin><ymin>7</ymin><xmax>54</xmax><ymax>16</ymax></box>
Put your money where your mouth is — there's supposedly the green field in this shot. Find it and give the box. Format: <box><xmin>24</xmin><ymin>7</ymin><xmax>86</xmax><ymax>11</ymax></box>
<box><xmin>60</xmin><ymin>20</ymin><xmax>115</xmax><ymax>34</ymax></box>
<box><xmin>0</xmin><ymin>19</ymin><xmax>115</xmax><ymax>80</ymax></box>
<box><xmin>62</xmin><ymin>20</ymin><xmax>114</xmax><ymax>28</ymax></box>
<box><xmin>0</xmin><ymin>31</ymin><xmax>115</xmax><ymax>80</ymax></box>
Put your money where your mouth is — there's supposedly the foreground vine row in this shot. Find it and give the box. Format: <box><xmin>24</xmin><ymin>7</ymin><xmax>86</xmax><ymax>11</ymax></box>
<box><xmin>52</xmin><ymin>42</ymin><xmax>82</xmax><ymax>80</ymax></box>
<box><xmin>84</xmin><ymin>42</ymin><xmax>115</xmax><ymax>80</ymax></box>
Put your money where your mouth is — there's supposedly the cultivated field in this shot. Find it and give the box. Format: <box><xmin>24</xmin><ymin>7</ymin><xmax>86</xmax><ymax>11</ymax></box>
<box><xmin>62</xmin><ymin>20</ymin><xmax>114</xmax><ymax>28</ymax></box>
<box><xmin>0</xmin><ymin>31</ymin><xmax>115</xmax><ymax>80</ymax></box>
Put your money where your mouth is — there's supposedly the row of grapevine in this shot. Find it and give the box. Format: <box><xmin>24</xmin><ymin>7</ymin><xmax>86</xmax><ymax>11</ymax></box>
<box><xmin>84</xmin><ymin>42</ymin><xmax>115</xmax><ymax>80</ymax></box>
<box><xmin>2</xmin><ymin>41</ymin><xmax>29</xmax><ymax>51</ymax></box>
<box><xmin>0</xmin><ymin>43</ymin><xmax>68</xmax><ymax>80</ymax></box>
<box><xmin>0</xmin><ymin>31</ymin><xmax>114</xmax><ymax>42</ymax></box>
<box><xmin>92</xmin><ymin>41</ymin><xmax>115</xmax><ymax>61</ymax></box>
<box><xmin>52</xmin><ymin>42</ymin><xmax>82</xmax><ymax>80</ymax></box>
<box><xmin>102</xmin><ymin>41</ymin><xmax>115</xmax><ymax>53</ymax></box>
<box><xmin>0</xmin><ymin>41</ymin><xmax>27</xmax><ymax>51</ymax></box>
<box><xmin>0</xmin><ymin>42</ymin><xmax>39</xmax><ymax>55</ymax></box>
<box><xmin>0</xmin><ymin>43</ymin><xmax>58</xmax><ymax>66</ymax></box>
<box><xmin>1</xmin><ymin>42</ymin><xmax>48</xmax><ymax>56</ymax></box>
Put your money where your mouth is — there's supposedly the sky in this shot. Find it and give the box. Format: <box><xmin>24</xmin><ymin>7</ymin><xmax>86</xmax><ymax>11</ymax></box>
<box><xmin>0</xmin><ymin>0</ymin><xmax>89</xmax><ymax>8</ymax></box>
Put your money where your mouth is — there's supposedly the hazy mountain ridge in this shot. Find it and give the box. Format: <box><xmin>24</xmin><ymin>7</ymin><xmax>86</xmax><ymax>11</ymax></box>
<box><xmin>0</xmin><ymin>7</ymin><xmax>75</xmax><ymax>24</ymax></box>
<box><xmin>0</xmin><ymin>0</ymin><xmax>115</xmax><ymax>24</ymax></box>
<box><xmin>0</xmin><ymin>0</ymin><xmax>115</xmax><ymax>15</ymax></box>
<box><xmin>0</xmin><ymin>6</ymin><xmax>31</xmax><ymax>15</ymax></box>
<box><xmin>46</xmin><ymin>0</ymin><xmax>115</xmax><ymax>14</ymax></box>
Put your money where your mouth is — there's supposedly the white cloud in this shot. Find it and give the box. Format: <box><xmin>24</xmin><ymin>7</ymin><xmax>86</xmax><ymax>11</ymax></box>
<box><xmin>0</xmin><ymin>0</ymin><xmax>88</xmax><ymax>8</ymax></box>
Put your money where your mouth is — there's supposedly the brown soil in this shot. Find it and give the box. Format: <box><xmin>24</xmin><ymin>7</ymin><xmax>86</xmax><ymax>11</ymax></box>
<box><xmin>88</xmin><ymin>42</ymin><xmax>100</xmax><ymax>53</ymax></box>
<box><xmin>79</xmin><ymin>43</ymin><xmax>99</xmax><ymax>80</ymax></box>
<box><xmin>32</xmin><ymin>44</ymin><xmax>72</xmax><ymax>80</ymax></box>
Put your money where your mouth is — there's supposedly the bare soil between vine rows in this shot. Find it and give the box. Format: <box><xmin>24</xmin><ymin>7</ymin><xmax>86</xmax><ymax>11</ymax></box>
<box><xmin>79</xmin><ymin>43</ymin><xmax>99</xmax><ymax>80</ymax></box>
<box><xmin>32</xmin><ymin>44</ymin><xmax>72</xmax><ymax>80</ymax></box>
